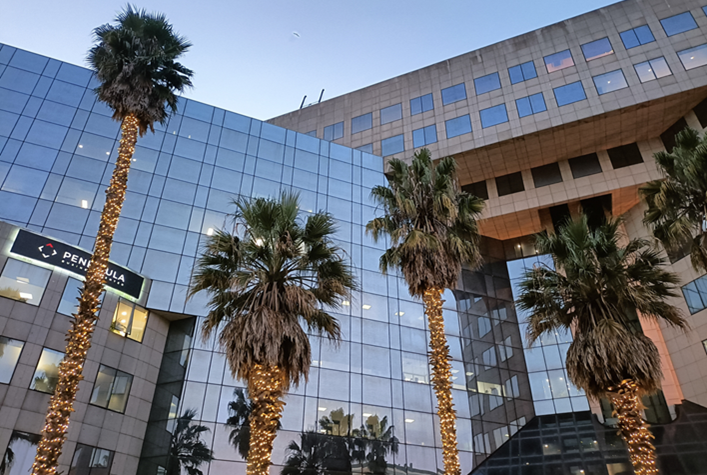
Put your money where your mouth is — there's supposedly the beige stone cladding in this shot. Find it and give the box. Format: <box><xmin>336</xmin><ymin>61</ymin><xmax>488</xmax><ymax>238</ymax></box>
<box><xmin>0</xmin><ymin>222</ymin><xmax>167</xmax><ymax>475</ymax></box>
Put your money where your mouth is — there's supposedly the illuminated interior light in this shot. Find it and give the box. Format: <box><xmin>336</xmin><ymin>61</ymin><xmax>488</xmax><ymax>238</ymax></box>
<box><xmin>254</xmin><ymin>238</ymin><xmax>263</xmax><ymax>246</ymax></box>
<box><xmin>318</xmin><ymin>407</ymin><xmax>327</xmax><ymax>411</ymax></box>
<box><xmin>16</xmin><ymin>277</ymin><xmax>29</xmax><ymax>284</ymax></box>
<box><xmin>81</xmin><ymin>200</ymin><xmax>88</xmax><ymax>209</ymax></box>
<box><xmin>362</xmin><ymin>413</ymin><xmax>372</xmax><ymax>417</ymax></box>
<box><xmin>362</xmin><ymin>304</ymin><xmax>371</xmax><ymax>310</ymax></box>
<box><xmin>19</xmin><ymin>292</ymin><xmax>33</xmax><ymax>300</ymax></box>
<box><xmin>395</xmin><ymin>311</ymin><xmax>405</xmax><ymax>316</ymax></box>
<box><xmin>206</xmin><ymin>228</ymin><xmax>214</xmax><ymax>236</ymax></box>
<box><xmin>342</xmin><ymin>300</ymin><xmax>350</xmax><ymax>306</ymax></box>
<box><xmin>78</xmin><ymin>145</ymin><xmax>83</xmax><ymax>148</ymax></box>
<box><xmin>405</xmin><ymin>419</ymin><xmax>415</xmax><ymax>423</ymax></box>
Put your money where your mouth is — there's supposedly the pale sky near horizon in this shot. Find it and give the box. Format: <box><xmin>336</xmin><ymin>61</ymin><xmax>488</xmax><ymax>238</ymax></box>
<box><xmin>1</xmin><ymin>0</ymin><xmax>621</xmax><ymax>121</ymax></box>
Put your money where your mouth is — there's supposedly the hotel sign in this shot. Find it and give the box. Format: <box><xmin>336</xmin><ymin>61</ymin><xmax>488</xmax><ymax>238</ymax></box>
<box><xmin>11</xmin><ymin>229</ymin><xmax>144</xmax><ymax>300</ymax></box>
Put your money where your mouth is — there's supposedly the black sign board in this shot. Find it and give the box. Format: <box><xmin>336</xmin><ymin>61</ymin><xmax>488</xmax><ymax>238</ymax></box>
<box><xmin>11</xmin><ymin>229</ymin><xmax>144</xmax><ymax>300</ymax></box>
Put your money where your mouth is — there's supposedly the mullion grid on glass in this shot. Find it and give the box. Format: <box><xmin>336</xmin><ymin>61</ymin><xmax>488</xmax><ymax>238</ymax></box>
<box><xmin>619</xmin><ymin>25</ymin><xmax>655</xmax><ymax>49</ymax></box>
<box><xmin>412</xmin><ymin>125</ymin><xmax>437</xmax><ymax>148</ymax></box>
<box><xmin>410</xmin><ymin>93</ymin><xmax>433</xmax><ymax>115</ymax></box>
<box><xmin>516</xmin><ymin>93</ymin><xmax>547</xmax><ymax>118</ymax></box>
<box><xmin>509</xmin><ymin>61</ymin><xmax>537</xmax><ymax>84</ymax></box>
<box><xmin>634</xmin><ymin>57</ymin><xmax>672</xmax><ymax>82</ymax></box>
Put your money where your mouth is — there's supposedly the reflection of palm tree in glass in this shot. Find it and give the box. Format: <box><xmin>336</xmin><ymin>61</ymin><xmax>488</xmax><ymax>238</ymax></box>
<box><xmin>0</xmin><ymin>431</ymin><xmax>40</xmax><ymax>475</ymax></box>
<box><xmin>354</xmin><ymin>415</ymin><xmax>399</xmax><ymax>475</ymax></box>
<box><xmin>226</xmin><ymin>388</ymin><xmax>282</xmax><ymax>461</ymax></box>
<box><xmin>32</xmin><ymin>364</ymin><xmax>60</xmax><ymax>393</ymax></box>
<box><xmin>282</xmin><ymin>432</ymin><xmax>330</xmax><ymax>475</ymax></box>
<box><xmin>167</xmin><ymin>409</ymin><xmax>214</xmax><ymax>475</ymax></box>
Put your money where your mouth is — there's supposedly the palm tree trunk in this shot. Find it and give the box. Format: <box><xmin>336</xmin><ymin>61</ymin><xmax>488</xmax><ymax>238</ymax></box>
<box><xmin>422</xmin><ymin>287</ymin><xmax>460</xmax><ymax>475</ymax></box>
<box><xmin>608</xmin><ymin>379</ymin><xmax>659</xmax><ymax>475</ymax></box>
<box><xmin>32</xmin><ymin>115</ymin><xmax>139</xmax><ymax>475</ymax></box>
<box><xmin>246</xmin><ymin>364</ymin><xmax>286</xmax><ymax>475</ymax></box>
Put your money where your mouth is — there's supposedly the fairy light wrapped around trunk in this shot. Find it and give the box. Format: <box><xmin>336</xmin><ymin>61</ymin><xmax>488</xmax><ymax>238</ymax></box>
<box><xmin>246</xmin><ymin>364</ymin><xmax>286</xmax><ymax>475</ymax></box>
<box><xmin>608</xmin><ymin>379</ymin><xmax>659</xmax><ymax>475</ymax></box>
<box><xmin>423</xmin><ymin>287</ymin><xmax>461</xmax><ymax>475</ymax></box>
<box><xmin>31</xmin><ymin>115</ymin><xmax>139</xmax><ymax>475</ymax></box>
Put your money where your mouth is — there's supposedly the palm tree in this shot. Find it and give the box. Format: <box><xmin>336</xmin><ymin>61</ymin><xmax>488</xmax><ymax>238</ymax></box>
<box><xmin>281</xmin><ymin>432</ymin><xmax>331</xmax><ymax>475</ymax></box>
<box><xmin>32</xmin><ymin>7</ymin><xmax>192</xmax><ymax>475</ymax></box>
<box><xmin>355</xmin><ymin>415</ymin><xmax>399</xmax><ymax>475</ymax></box>
<box><xmin>366</xmin><ymin>148</ymin><xmax>484</xmax><ymax>475</ymax></box>
<box><xmin>516</xmin><ymin>217</ymin><xmax>686</xmax><ymax>475</ymax></box>
<box><xmin>225</xmin><ymin>388</ymin><xmax>282</xmax><ymax>461</ymax></box>
<box><xmin>167</xmin><ymin>409</ymin><xmax>214</xmax><ymax>475</ymax></box>
<box><xmin>189</xmin><ymin>193</ymin><xmax>356</xmax><ymax>475</ymax></box>
<box><xmin>641</xmin><ymin>127</ymin><xmax>707</xmax><ymax>272</ymax></box>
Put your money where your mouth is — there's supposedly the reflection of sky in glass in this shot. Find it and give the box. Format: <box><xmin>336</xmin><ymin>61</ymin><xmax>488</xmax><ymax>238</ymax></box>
<box><xmin>544</xmin><ymin>49</ymin><xmax>574</xmax><ymax>73</ymax></box>
<box><xmin>508</xmin><ymin>254</ymin><xmax>589</xmax><ymax>415</ymax></box>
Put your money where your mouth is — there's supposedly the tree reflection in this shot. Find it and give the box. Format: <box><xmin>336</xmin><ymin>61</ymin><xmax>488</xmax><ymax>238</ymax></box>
<box><xmin>225</xmin><ymin>388</ymin><xmax>282</xmax><ymax>461</ymax></box>
<box><xmin>281</xmin><ymin>409</ymin><xmax>399</xmax><ymax>475</ymax></box>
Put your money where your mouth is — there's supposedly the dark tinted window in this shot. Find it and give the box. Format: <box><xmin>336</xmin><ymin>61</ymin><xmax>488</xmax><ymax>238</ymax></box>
<box><xmin>660</xmin><ymin>12</ymin><xmax>698</xmax><ymax>36</ymax></box>
<box><xmin>531</xmin><ymin>163</ymin><xmax>563</xmax><ymax>188</ymax></box>
<box><xmin>474</xmin><ymin>73</ymin><xmax>501</xmax><ymax>95</ymax></box>
<box><xmin>70</xmin><ymin>444</ymin><xmax>115</xmax><ymax>475</ymax></box>
<box><xmin>410</xmin><ymin>94</ymin><xmax>434</xmax><ymax>115</ymax></box>
<box><xmin>380</xmin><ymin>103</ymin><xmax>402</xmax><ymax>124</ymax></box>
<box><xmin>620</xmin><ymin>25</ymin><xmax>655</xmax><ymax>49</ymax></box>
<box><xmin>462</xmin><ymin>181</ymin><xmax>488</xmax><ymax>200</ymax></box>
<box><xmin>693</xmin><ymin>97</ymin><xmax>707</xmax><ymax>128</ymax></box>
<box><xmin>509</xmin><ymin>61</ymin><xmax>537</xmax><ymax>84</ymax></box>
<box><xmin>581</xmin><ymin>38</ymin><xmax>614</xmax><ymax>61</ymax></box>
<box><xmin>351</xmin><ymin>113</ymin><xmax>372</xmax><ymax>134</ymax></box>
<box><xmin>496</xmin><ymin>172</ymin><xmax>525</xmax><ymax>196</ymax></box>
<box><xmin>445</xmin><ymin>115</ymin><xmax>472</xmax><ymax>138</ymax></box>
<box><xmin>441</xmin><ymin>84</ymin><xmax>467</xmax><ymax>105</ymax></box>
<box><xmin>568</xmin><ymin>153</ymin><xmax>602</xmax><ymax>178</ymax></box>
<box><xmin>516</xmin><ymin>93</ymin><xmax>547</xmax><ymax>117</ymax></box>
<box><xmin>607</xmin><ymin>143</ymin><xmax>643</xmax><ymax>168</ymax></box>
<box><xmin>553</xmin><ymin>82</ymin><xmax>586</xmax><ymax>106</ymax></box>
<box><xmin>660</xmin><ymin>118</ymin><xmax>688</xmax><ymax>153</ymax></box>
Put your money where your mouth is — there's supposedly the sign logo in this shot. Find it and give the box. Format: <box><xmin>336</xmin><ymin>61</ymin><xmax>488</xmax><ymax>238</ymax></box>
<box><xmin>38</xmin><ymin>243</ymin><xmax>57</xmax><ymax>258</ymax></box>
<box><xmin>11</xmin><ymin>229</ymin><xmax>144</xmax><ymax>300</ymax></box>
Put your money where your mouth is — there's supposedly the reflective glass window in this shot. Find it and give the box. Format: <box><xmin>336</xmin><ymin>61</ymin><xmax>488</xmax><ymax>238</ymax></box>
<box><xmin>682</xmin><ymin>274</ymin><xmax>707</xmax><ymax>313</ymax></box>
<box><xmin>410</xmin><ymin>93</ymin><xmax>434</xmax><ymax>115</ymax></box>
<box><xmin>495</xmin><ymin>171</ymin><xmax>525</xmax><ymax>196</ymax></box>
<box><xmin>412</xmin><ymin>125</ymin><xmax>437</xmax><ymax>148</ymax></box>
<box><xmin>516</xmin><ymin>93</ymin><xmax>547</xmax><ymax>118</ymax></box>
<box><xmin>356</xmin><ymin>143</ymin><xmax>373</xmax><ymax>154</ymax></box>
<box><xmin>445</xmin><ymin>115</ymin><xmax>472</xmax><ymax>139</ymax></box>
<box><xmin>351</xmin><ymin>113</ymin><xmax>372</xmax><ymax>134</ymax></box>
<box><xmin>441</xmin><ymin>84</ymin><xmax>467</xmax><ymax>105</ymax></box>
<box><xmin>45</xmin><ymin>80</ymin><xmax>85</xmax><ymax>108</ymax></box>
<box><xmin>304</xmin><ymin>130</ymin><xmax>316</xmax><ymax>137</ymax></box>
<box><xmin>75</xmin><ymin>133</ymin><xmax>114</xmax><ymax>161</ymax></box>
<box><xmin>55</xmin><ymin>177</ymin><xmax>98</xmax><ymax>209</ymax></box>
<box><xmin>0</xmin><ymin>67</ymin><xmax>40</xmax><ymax>94</ymax></box>
<box><xmin>2</xmin><ymin>431</ymin><xmax>40</xmax><ymax>475</ymax></box>
<box><xmin>607</xmin><ymin>143</ymin><xmax>643</xmax><ymax>169</ymax></box>
<box><xmin>37</xmin><ymin>100</ymin><xmax>76</xmax><ymax>127</ymax></box>
<box><xmin>531</xmin><ymin>163</ymin><xmax>562</xmax><ymax>187</ymax></box>
<box><xmin>544</xmin><ymin>49</ymin><xmax>574</xmax><ymax>73</ymax></box>
<box><xmin>8</xmin><ymin>49</ymin><xmax>47</xmax><ymax>74</ymax></box>
<box><xmin>0</xmin><ymin>337</ymin><xmax>24</xmax><ymax>384</ymax></box>
<box><xmin>553</xmin><ymin>81</ymin><xmax>587</xmax><ymax>106</ymax></box>
<box><xmin>90</xmin><ymin>364</ymin><xmax>133</xmax><ymax>413</ymax></box>
<box><xmin>69</xmin><ymin>444</ymin><xmax>115</xmax><ymax>475</ymax></box>
<box><xmin>380</xmin><ymin>103</ymin><xmax>402</xmax><ymax>124</ymax></box>
<box><xmin>323</xmin><ymin>122</ymin><xmax>344</xmax><ymax>141</ymax></box>
<box><xmin>0</xmin><ymin>258</ymin><xmax>51</xmax><ymax>306</ymax></box>
<box><xmin>474</xmin><ymin>73</ymin><xmax>501</xmax><ymax>95</ymax></box>
<box><xmin>677</xmin><ymin>44</ymin><xmax>707</xmax><ymax>70</ymax></box>
<box><xmin>634</xmin><ymin>57</ymin><xmax>672</xmax><ymax>82</ymax></box>
<box><xmin>508</xmin><ymin>61</ymin><xmax>537</xmax><ymax>84</ymax></box>
<box><xmin>461</xmin><ymin>181</ymin><xmax>488</xmax><ymax>200</ymax></box>
<box><xmin>57</xmin><ymin>277</ymin><xmax>106</xmax><ymax>317</ymax></box>
<box><xmin>25</xmin><ymin>120</ymin><xmax>68</xmax><ymax>149</ymax></box>
<box><xmin>660</xmin><ymin>12</ymin><xmax>698</xmax><ymax>36</ymax></box>
<box><xmin>381</xmin><ymin>134</ymin><xmax>404</xmax><ymax>157</ymax></box>
<box><xmin>568</xmin><ymin>153</ymin><xmax>602</xmax><ymax>178</ymax></box>
<box><xmin>15</xmin><ymin>143</ymin><xmax>58</xmax><ymax>172</ymax></box>
<box><xmin>581</xmin><ymin>37</ymin><xmax>614</xmax><ymax>61</ymax></box>
<box><xmin>592</xmin><ymin>69</ymin><xmax>628</xmax><ymax>95</ymax></box>
<box><xmin>619</xmin><ymin>25</ymin><xmax>655</xmax><ymax>49</ymax></box>
<box><xmin>31</xmin><ymin>348</ymin><xmax>64</xmax><ymax>393</ymax></box>
<box><xmin>111</xmin><ymin>299</ymin><xmax>148</xmax><ymax>342</ymax></box>
<box><xmin>479</xmin><ymin>104</ymin><xmax>509</xmax><ymax>128</ymax></box>
<box><xmin>2</xmin><ymin>165</ymin><xmax>48</xmax><ymax>197</ymax></box>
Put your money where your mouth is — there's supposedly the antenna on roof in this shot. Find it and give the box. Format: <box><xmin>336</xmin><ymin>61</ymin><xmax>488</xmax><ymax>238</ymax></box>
<box><xmin>318</xmin><ymin>89</ymin><xmax>325</xmax><ymax>103</ymax></box>
<box><xmin>299</xmin><ymin>95</ymin><xmax>307</xmax><ymax>109</ymax></box>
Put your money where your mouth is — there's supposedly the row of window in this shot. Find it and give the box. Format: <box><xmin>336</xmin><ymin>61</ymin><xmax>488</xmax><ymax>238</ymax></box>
<box><xmin>0</xmin><ymin>336</ymin><xmax>133</xmax><ymax>413</ymax></box>
<box><xmin>0</xmin><ymin>258</ymin><xmax>147</xmax><ymax>342</ymax></box>
<box><xmin>317</xmin><ymin>9</ymin><xmax>707</xmax><ymax>156</ymax></box>
<box><xmin>462</xmin><ymin>143</ymin><xmax>644</xmax><ymax>199</ymax></box>
<box><xmin>4</xmin><ymin>431</ymin><xmax>113</xmax><ymax>475</ymax></box>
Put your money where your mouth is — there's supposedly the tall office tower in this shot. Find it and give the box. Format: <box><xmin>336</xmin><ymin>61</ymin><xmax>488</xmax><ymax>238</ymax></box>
<box><xmin>1</xmin><ymin>0</ymin><xmax>707</xmax><ymax>474</ymax></box>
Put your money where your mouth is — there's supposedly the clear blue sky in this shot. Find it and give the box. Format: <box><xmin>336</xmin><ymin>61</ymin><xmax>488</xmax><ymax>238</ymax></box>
<box><xmin>1</xmin><ymin>0</ymin><xmax>621</xmax><ymax>120</ymax></box>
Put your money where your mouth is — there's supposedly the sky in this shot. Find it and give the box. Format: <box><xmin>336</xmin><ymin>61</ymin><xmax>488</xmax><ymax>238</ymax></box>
<box><xmin>1</xmin><ymin>0</ymin><xmax>622</xmax><ymax>121</ymax></box>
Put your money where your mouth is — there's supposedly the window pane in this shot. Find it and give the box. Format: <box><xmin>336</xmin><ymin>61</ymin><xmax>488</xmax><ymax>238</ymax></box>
<box><xmin>544</xmin><ymin>50</ymin><xmax>574</xmax><ymax>73</ymax></box>
<box><xmin>323</xmin><ymin>122</ymin><xmax>343</xmax><ymax>141</ymax></box>
<box><xmin>381</xmin><ymin>134</ymin><xmax>404</xmax><ymax>157</ymax></box>
<box><xmin>441</xmin><ymin>84</ymin><xmax>466</xmax><ymax>105</ymax></box>
<box><xmin>351</xmin><ymin>113</ymin><xmax>372</xmax><ymax>134</ymax></box>
<box><xmin>0</xmin><ymin>337</ymin><xmax>23</xmax><ymax>384</ymax></box>
<box><xmin>3</xmin><ymin>431</ymin><xmax>40</xmax><ymax>475</ymax></box>
<box><xmin>111</xmin><ymin>299</ymin><xmax>148</xmax><ymax>342</ymax></box>
<box><xmin>356</xmin><ymin>143</ymin><xmax>373</xmax><ymax>154</ymax></box>
<box><xmin>31</xmin><ymin>348</ymin><xmax>64</xmax><ymax>393</ymax></box>
<box><xmin>410</xmin><ymin>93</ymin><xmax>434</xmax><ymax>115</ymax></box>
<box><xmin>634</xmin><ymin>25</ymin><xmax>655</xmax><ymax>45</ymax></box>
<box><xmin>661</xmin><ymin>12</ymin><xmax>698</xmax><ymax>36</ymax></box>
<box><xmin>531</xmin><ymin>163</ymin><xmax>563</xmax><ymax>187</ymax></box>
<box><xmin>508</xmin><ymin>65</ymin><xmax>524</xmax><ymax>84</ymax></box>
<box><xmin>129</xmin><ymin>305</ymin><xmax>148</xmax><ymax>342</ymax></box>
<box><xmin>445</xmin><ymin>115</ymin><xmax>472</xmax><ymax>138</ymax></box>
<box><xmin>108</xmin><ymin>370</ymin><xmax>132</xmax><ymax>412</ymax></box>
<box><xmin>90</xmin><ymin>365</ymin><xmax>116</xmax><ymax>408</ymax></box>
<box><xmin>0</xmin><ymin>259</ymin><xmax>51</xmax><ymax>306</ymax></box>
<box><xmin>479</xmin><ymin>104</ymin><xmax>509</xmax><ymax>128</ymax></box>
<box><xmin>678</xmin><ymin>44</ymin><xmax>707</xmax><ymax>70</ymax></box>
<box><xmin>620</xmin><ymin>29</ymin><xmax>640</xmax><ymax>49</ymax></box>
<box><xmin>496</xmin><ymin>172</ymin><xmax>525</xmax><ymax>196</ymax></box>
<box><xmin>568</xmin><ymin>153</ymin><xmax>602</xmax><ymax>178</ymax></box>
<box><xmin>71</xmin><ymin>444</ymin><xmax>115</xmax><ymax>475</ymax></box>
<box><xmin>380</xmin><ymin>104</ymin><xmax>402</xmax><ymax>124</ymax></box>
<box><xmin>553</xmin><ymin>81</ymin><xmax>586</xmax><ymax>106</ymax></box>
<box><xmin>650</xmin><ymin>57</ymin><xmax>672</xmax><ymax>78</ymax></box>
<box><xmin>521</xmin><ymin>61</ymin><xmax>537</xmax><ymax>80</ymax></box>
<box><xmin>529</xmin><ymin>93</ymin><xmax>547</xmax><ymax>113</ymax></box>
<box><xmin>58</xmin><ymin>277</ymin><xmax>81</xmax><ymax>316</ymax></box>
<box><xmin>581</xmin><ymin>38</ymin><xmax>614</xmax><ymax>61</ymax></box>
<box><xmin>474</xmin><ymin>73</ymin><xmax>501</xmax><ymax>95</ymax></box>
<box><xmin>593</xmin><ymin>69</ymin><xmax>628</xmax><ymax>95</ymax></box>
<box><xmin>516</xmin><ymin>97</ymin><xmax>532</xmax><ymax>118</ymax></box>
<box><xmin>634</xmin><ymin>61</ymin><xmax>656</xmax><ymax>82</ymax></box>
<box><xmin>607</xmin><ymin>143</ymin><xmax>643</xmax><ymax>169</ymax></box>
